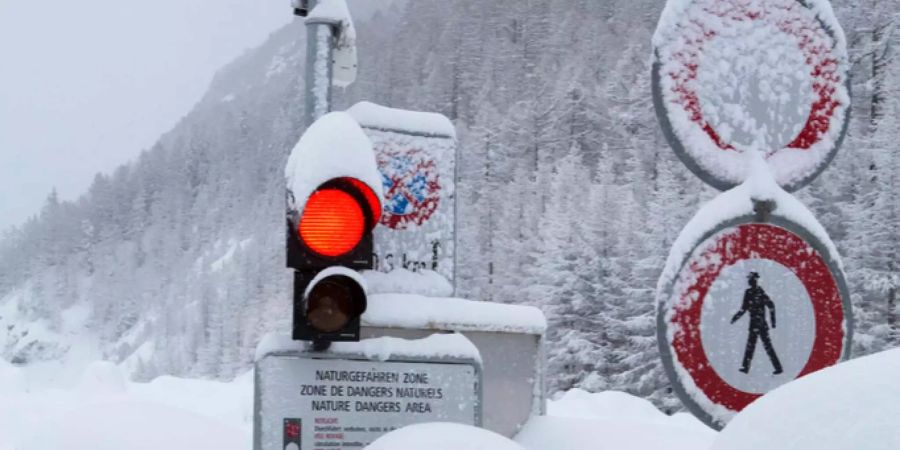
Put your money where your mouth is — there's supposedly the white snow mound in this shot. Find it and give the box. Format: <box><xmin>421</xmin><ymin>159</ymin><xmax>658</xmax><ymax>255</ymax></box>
<box><xmin>366</xmin><ymin>422</ymin><xmax>524</xmax><ymax>450</ymax></box>
<box><xmin>712</xmin><ymin>347</ymin><xmax>900</xmax><ymax>450</ymax></box>
<box><xmin>17</xmin><ymin>401</ymin><xmax>247</xmax><ymax>450</ymax></box>
<box><xmin>516</xmin><ymin>390</ymin><xmax>716</xmax><ymax>450</ymax></box>
<box><xmin>78</xmin><ymin>361</ymin><xmax>127</xmax><ymax>394</ymax></box>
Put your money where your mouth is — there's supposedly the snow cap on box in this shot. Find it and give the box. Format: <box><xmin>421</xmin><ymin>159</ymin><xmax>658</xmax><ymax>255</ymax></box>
<box><xmin>347</xmin><ymin>101</ymin><xmax>456</xmax><ymax>139</ymax></box>
<box><xmin>284</xmin><ymin>111</ymin><xmax>383</xmax><ymax>217</ymax></box>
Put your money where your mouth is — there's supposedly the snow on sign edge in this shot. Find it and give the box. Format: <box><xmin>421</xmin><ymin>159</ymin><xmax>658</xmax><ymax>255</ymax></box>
<box><xmin>654</xmin><ymin>157</ymin><xmax>851</xmax><ymax>428</ymax></box>
<box><xmin>362</xmin><ymin>293</ymin><xmax>548</xmax><ymax>335</ymax></box>
<box><xmin>652</xmin><ymin>0</ymin><xmax>847</xmax><ymax>48</ymax></box>
<box><xmin>254</xmin><ymin>332</ymin><xmax>482</xmax><ymax>363</ymax></box>
<box><xmin>651</xmin><ymin>0</ymin><xmax>850</xmax><ymax>192</ymax></box>
<box><xmin>657</xmin><ymin>154</ymin><xmax>842</xmax><ymax>291</ymax></box>
<box><xmin>347</xmin><ymin>101</ymin><xmax>457</xmax><ymax>139</ymax></box>
<box><xmin>284</xmin><ymin>111</ymin><xmax>383</xmax><ymax>217</ymax></box>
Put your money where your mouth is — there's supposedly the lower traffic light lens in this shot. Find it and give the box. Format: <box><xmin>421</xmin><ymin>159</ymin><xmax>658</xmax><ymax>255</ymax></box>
<box><xmin>306</xmin><ymin>278</ymin><xmax>357</xmax><ymax>333</ymax></box>
<box><xmin>299</xmin><ymin>188</ymin><xmax>365</xmax><ymax>257</ymax></box>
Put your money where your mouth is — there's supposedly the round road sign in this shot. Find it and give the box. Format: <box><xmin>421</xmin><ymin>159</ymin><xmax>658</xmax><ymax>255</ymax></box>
<box><xmin>657</xmin><ymin>210</ymin><xmax>851</xmax><ymax>428</ymax></box>
<box><xmin>652</xmin><ymin>0</ymin><xmax>850</xmax><ymax>191</ymax></box>
<box><xmin>377</xmin><ymin>147</ymin><xmax>441</xmax><ymax>230</ymax></box>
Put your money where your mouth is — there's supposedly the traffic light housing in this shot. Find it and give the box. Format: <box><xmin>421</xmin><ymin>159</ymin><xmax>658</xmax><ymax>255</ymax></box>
<box><xmin>284</xmin><ymin>112</ymin><xmax>382</xmax><ymax>346</ymax></box>
<box><xmin>287</xmin><ymin>176</ymin><xmax>380</xmax><ymax>344</ymax></box>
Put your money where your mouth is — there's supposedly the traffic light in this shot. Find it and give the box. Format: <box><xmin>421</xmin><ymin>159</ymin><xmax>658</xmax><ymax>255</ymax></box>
<box><xmin>285</xmin><ymin>112</ymin><xmax>383</xmax><ymax>347</ymax></box>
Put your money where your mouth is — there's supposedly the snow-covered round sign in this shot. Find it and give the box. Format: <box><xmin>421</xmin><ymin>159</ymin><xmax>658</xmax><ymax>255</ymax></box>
<box><xmin>657</xmin><ymin>201</ymin><xmax>851</xmax><ymax>428</ymax></box>
<box><xmin>652</xmin><ymin>0</ymin><xmax>850</xmax><ymax>191</ymax></box>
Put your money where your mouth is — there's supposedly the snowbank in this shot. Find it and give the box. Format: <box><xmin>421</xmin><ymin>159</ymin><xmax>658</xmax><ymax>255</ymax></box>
<box><xmin>0</xmin><ymin>358</ymin><xmax>24</xmax><ymax>395</ymax></box>
<box><xmin>0</xmin><ymin>361</ymin><xmax>253</xmax><ymax>450</ymax></box>
<box><xmin>17</xmin><ymin>401</ymin><xmax>247</xmax><ymax>450</ymax></box>
<box><xmin>0</xmin><ymin>296</ymin><xmax>104</xmax><ymax>389</ymax></box>
<box><xmin>2</xmin><ymin>356</ymin><xmax>721</xmax><ymax>450</ymax></box>
<box><xmin>347</xmin><ymin>101</ymin><xmax>456</xmax><ymax>138</ymax></box>
<box><xmin>515</xmin><ymin>390</ymin><xmax>716</xmax><ymax>450</ymax></box>
<box><xmin>362</xmin><ymin>293</ymin><xmax>547</xmax><ymax>334</ymax></box>
<box><xmin>712</xmin><ymin>347</ymin><xmax>900</xmax><ymax>450</ymax></box>
<box><xmin>367</xmin><ymin>422</ymin><xmax>523</xmax><ymax>450</ymax></box>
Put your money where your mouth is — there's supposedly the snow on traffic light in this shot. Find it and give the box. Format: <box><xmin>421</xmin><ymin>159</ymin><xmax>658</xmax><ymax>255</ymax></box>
<box><xmin>284</xmin><ymin>112</ymin><xmax>382</xmax><ymax>346</ymax></box>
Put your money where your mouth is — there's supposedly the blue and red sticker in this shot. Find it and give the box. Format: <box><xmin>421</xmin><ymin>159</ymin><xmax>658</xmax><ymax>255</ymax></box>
<box><xmin>377</xmin><ymin>148</ymin><xmax>441</xmax><ymax>230</ymax></box>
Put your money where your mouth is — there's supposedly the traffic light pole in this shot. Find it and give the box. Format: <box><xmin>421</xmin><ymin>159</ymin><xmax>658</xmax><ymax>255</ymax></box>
<box><xmin>303</xmin><ymin>0</ymin><xmax>335</xmax><ymax>128</ymax></box>
<box><xmin>296</xmin><ymin>0</ymin><xmax>339</xmax><ymax>352</ymax></box>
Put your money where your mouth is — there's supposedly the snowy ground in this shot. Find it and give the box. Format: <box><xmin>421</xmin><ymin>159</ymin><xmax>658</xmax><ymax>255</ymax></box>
<box><xmin>0</xmin><ymin>358</ymin><xmax>715</xmax><ymax>450</ymax></box>
<box><xmin>3</xmin><ymin>348</ymin><xmax>898</xmax><ymax>449</ymax></box>
<box><xmin>0</xmin><ymin>360</ymin><xmax>254</xmax><ymax>450</ymax></box>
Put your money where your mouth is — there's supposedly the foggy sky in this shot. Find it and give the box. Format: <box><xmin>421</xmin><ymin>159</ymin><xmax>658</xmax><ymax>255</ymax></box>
<box><xmin>0</xmin><ymin>0</ymin><xmax>292</xmax><ymax>231</ymax></box>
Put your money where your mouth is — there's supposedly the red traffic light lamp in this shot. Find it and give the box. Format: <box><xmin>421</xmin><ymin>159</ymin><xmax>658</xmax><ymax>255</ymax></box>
<box><xmin>287</xmin><ymin>177</ymin><xmax>380</xmax><ymax>270</ymax></box>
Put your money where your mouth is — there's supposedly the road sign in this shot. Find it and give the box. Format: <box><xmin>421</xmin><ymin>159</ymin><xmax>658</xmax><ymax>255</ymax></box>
<box><xmin>347</xmin><ymin>102</ymin><xmax>458</xmax><ymax>286</ymax></box>
<box><xmin>254</xmin><ymin>350</ymin><xmax>481</xmax><ymax>450</ymax></box>
<box><xmin>656</xmin><ymin>206</ymin><xmax>851</xmax><ymax>429</ymax></box>
<box><xmin>652</xmin><ymin>0</ymin><xmax>850</xmax><ymax>191</ymax></box>
<box><xmin>377</xmin><ymin>147</ymin><xmax>441</xmax><ymax>230</ymax></box>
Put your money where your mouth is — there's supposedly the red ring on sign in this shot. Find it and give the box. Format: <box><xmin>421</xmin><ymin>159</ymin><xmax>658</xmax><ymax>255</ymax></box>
<box><xmin>669</xmin><ymin>223</ymin><xmax>844</xmax><ymax>412</ymax></box>
<box><xmin>667</xmin><ymin>0</ymin><xmax>843</xmax><ymax>152</ymax></box>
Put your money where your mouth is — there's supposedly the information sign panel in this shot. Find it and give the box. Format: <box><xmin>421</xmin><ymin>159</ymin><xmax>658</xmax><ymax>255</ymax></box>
<box><xmin>652</xmin><ymin>0</ymin><xmax>850</xmax><ymax>191</ymax></box>
<box><xmin>657</xmin><ymin>211</ymin><xmax>851</xmax><ymax>428</ymax></box>
<box><xmin>255</xmin><ymin>354</ymin><xmax>480</xmax><ymax>450</ymax></box>
<box><xmin>347</xmin><ymin>102</ymin><xmax>457</xmax><ymax>285</ymax></box>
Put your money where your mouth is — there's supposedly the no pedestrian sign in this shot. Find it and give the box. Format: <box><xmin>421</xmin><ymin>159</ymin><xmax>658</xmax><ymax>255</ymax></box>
<box><xmin>652</xmin><ymin>0</ymin><xmax>850</xmax><ymax>191</ymax></box>
<box><xmin>657</xmin><ymin>215</ymin><xmax>851</xmax><ymax>428</ymax></box>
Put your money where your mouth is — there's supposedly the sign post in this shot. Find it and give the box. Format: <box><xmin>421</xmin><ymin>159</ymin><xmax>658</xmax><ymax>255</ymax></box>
<box><xmin>652</xmin><ymin>0</ymin><xmax>853</xmax><ymax>428</ymax></box>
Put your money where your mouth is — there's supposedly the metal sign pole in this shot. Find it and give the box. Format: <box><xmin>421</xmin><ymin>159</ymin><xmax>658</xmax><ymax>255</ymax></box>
<box><xmin>303</xmin><ymin>0</ymin><xmax>335</xmax><ymax>128</ymax></box>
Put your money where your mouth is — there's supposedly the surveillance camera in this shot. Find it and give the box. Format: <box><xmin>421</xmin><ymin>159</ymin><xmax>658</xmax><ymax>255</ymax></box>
<box><xmin>292</xmin><ymin>0</ymin><xmax>309</xmax><ymax>17</ymax></box>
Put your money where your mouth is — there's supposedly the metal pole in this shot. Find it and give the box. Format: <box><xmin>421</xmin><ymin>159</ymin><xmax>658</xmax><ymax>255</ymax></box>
<box><xmin>303</xmin><ymin>0</ymin><xmax>335</xmax><ymax>128</ymax></box>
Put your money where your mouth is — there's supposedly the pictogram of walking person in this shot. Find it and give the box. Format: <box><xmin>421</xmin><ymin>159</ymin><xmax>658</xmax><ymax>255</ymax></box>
<box><xmin>730</xmin><ymin>272</ymin><xmax>784</xmax><ymax>375</ymax></box>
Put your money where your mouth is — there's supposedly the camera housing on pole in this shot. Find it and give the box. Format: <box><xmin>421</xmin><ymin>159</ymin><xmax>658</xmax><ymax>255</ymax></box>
<box><xmin>291</xmin><ymin>0</ymin><xmax>310</xmax><ymax>17</ymax></box>
<box><xmin>285</xmin><ymin>112</ymin><xmax>383</xmax><ymax>348</ymax></box>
